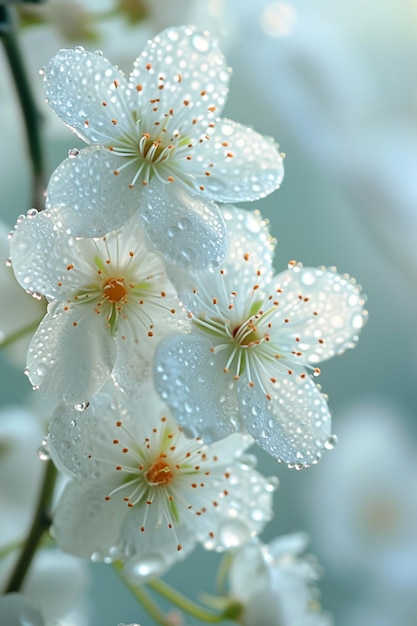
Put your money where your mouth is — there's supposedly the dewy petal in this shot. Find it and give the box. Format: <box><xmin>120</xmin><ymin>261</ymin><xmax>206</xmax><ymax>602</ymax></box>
<box><xmin>139</xmin><ymin>183</ymin><xmax>227</xmax><ymax>269</ymax></box>
<box><xmin>46</xmin><ymin>146</ymin><xmax>141</xmax><ymax>237</ymax></box>
<box><xmin>26</xmin><ymin>306</ymin><xmax>116</xmax><ymax>403</ymax></box>
<box><xmin>128</xmin><ymin>25</ymin><xmax>230</xmax><ymax>122</ymax></box>
<box><xmin>238</xmin><ymin>373</ymin><xmax>331</xmax><ymax>465</ymax></box>
<box><xmin>121</xmin><ymin>506</ymin><xmax>197</xmax><ymax>582</ymax></box>
<box><xmin>9</xmin><ymin>210</ymin><xmax>82</xmax><ymax>300</ymax></box>
<box><xmin>168</xmin><ymin>205</ymin><xmax>276</xmax><ymax>303</ymax></box>
<box><xmin>194</xmin><ymin>119</ymin><xmax>284</xmax><ymax>202</ymax></box>
<box><xmin>154</xmin><ymin>334</ymin><xmax>242</xmax><ymax>442</ymax></box>
<box><xmin>52</xmin><ymin>479</ymin><xmax>126</xmax><ymax>561</ymax></box>
<box><xmin>43</xmin><ymin>47</ymin><xmax>132</xmax><ymax>144</ymax></box>
<box><xmin>273</xmin><ymin>266</ymin><xmax>368</xmax><ymax>364</ymax></box>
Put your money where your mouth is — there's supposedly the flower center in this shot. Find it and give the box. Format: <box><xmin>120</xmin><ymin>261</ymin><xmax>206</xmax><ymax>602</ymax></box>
<box><xmin>232</xmin><ymin>319</ymin><xmax>262</xmax><ymax>347</ymax></box>
<box><xmin>145</xmin><ymin>455</ymin><xmax>174</xmax><ymax>486</ymax></box>
<box><xmin>103</xmin><ymin>278</ymin><xmax>128</xmax><ymax>303</ymax></box>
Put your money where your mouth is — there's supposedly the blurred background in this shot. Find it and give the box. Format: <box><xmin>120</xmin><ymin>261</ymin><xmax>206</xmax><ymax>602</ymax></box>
<box><xmin>1</xmin><ymin>1</ymin><xmax>417</xmax><ymax>624</ymax></box>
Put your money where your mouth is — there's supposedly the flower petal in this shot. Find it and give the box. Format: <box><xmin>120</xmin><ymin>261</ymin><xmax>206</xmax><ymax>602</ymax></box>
<box><xmin>46</xmin><ymin>146</ymin><xmax>140</xmax><ymax>237</ymax></box>
<box><xmin>9</xmin><ymin>210</ymin><xmax>82</xmax><ymax>300</ymax></box>
<box><xmin>154</xmin><ymin>334</ymin><xmax>241</xmax><ymax>442</ymax></box>
<box><xmin>43</xmin><ymin>48</ymin><xmax>131</xmax><ymax>144</ymax></box>
<box><xmin>239</xmin><ymin>373</ymin><xmax>331</xmax><ymax>465</ymax></box>
<box><xmin>26</xmin><ymin>305</ymin><xmax>116</xmax><ymax>403</ymax></box>
<box><xmin>273</xmin><ymin>266</ymin><xmax>368</xmax><ymax>364</ymax></box>
<box><xmin>52</xmin><ymin>480</ymin><xmax>125</xmax><ymax>561</ymax></box>
<box><xmin>195</xmin><ymin>119</ymin><xmax>284</xmax><ymax>202</ymax></box>
<box><xmin>168</xmin><ymin>205</ymin><xmax>276</xmax><ymax>303</ymax></box>
<box><xmin>139</xmin><ymin>183</ymin><xmax>227</xmax><ymax>269</ymax></box>
<box><xmin>127</xmin><ymin>25</ymin><xmax>230</xmax><ymax>124</ymax></box>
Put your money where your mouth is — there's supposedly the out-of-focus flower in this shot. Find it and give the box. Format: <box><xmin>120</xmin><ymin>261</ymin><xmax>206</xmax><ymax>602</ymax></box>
<box><xmin>154</xmin><ymin>206</ymin><xmax>367</xmax><ymax>465</ymax></box>
<box><xmin>42</xmin><ymin>25</ymin><xmax>283</xmax><ymax>268</ymax></box>
<box><xmin>0</xmin><ymin>407</ymin><xmax>89</xmax><ymax>625</ymax></box>
<box><xmin>48</xmin><ymin>383</ymin><xmax>276</xmax><ymax>582</ymax></box>
<box><xmin>9</xmin><ymin>210</ymin><xmax>185</xmax><ymax>403</ymax></box>
<box><xmin>228</xmin><ymin>534</ymin><xmax>332</xmax><ymax>626</ymax></box>
<box><xmin>0</xmin><ymin>594</ymin><xmax>44</xmax><ymax>626</ymax></box>
<box><xmin>305</xmin><ymin>401</ymin><xmax>417</xmax><ymax>625</ymax></box>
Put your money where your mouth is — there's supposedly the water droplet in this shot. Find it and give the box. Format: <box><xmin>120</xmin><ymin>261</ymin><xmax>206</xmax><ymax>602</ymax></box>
<box><xmin>265</xmin><ymin>476</ymin><xmax>279</xmax><ymax>492</ymax></box>
<box><xmin>324</xmin><ymin>434</ymin><xmax>338</xmax><ymax>450</ymax></box>
<box><xmin>35</xmin><ymin>363</ymin><xmax>49</xmax><ymax>378</ymax></box>
<box><xmin>126</xmin><ymin>554</ymin><xmax>165</xmax><ymax>578</ymax></box>
<box><xmin>74</xmin><ymin>401</ymin><xmax>90</xmax><ymax>412</ymax></box>
<box><xmin>5</xmin><ymin>257</ymin><xmax>12</xmax><ymax>267</ymax></box>
<box><xmin>26</xmin><ymin>208</ymin><xmax>38</xmax><ymax>218</ymax></box>
<box><xmin>74</xmin><ymin>45</ymin><xmax>85</xmax><ymax>52</ymax></box>
<box><xmin>68</xmin><ymin>148</ymin><xmax>80</xmax><ymax>158</ymax></box>
<box><xmin>90</xmin><ymin>551</ymin><xmax>102</xmax><ymax>562</ymax></box>
<box><xmin>38</xmin><ymin>438</ymin><xmax>50</xmax><ymax>461</ymax></box>
<box><xmin>94</xmin><ymin>50</ymin><xmax>104</xmax><ymax>56</ymax></box>
<box><xmin>192</xmin><ymin>33</ymin><xmax>210</xmax><ymax>53</ymax></box>
<box><xmin>219</xmin><ymin>520</ymin><xmax>251</xmax><ymax>548</ymax></box>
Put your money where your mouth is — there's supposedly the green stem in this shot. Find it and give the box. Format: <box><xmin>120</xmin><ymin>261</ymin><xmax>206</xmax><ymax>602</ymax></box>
<box><xmin>113</xmin><ymin>562</ymin><xmax>172</xmax><ymax>626</ymax></box>
<box><xmin>4</xmin><ymin>460</ymin><xmax>57</xmax><ymax>593</ymax></box>
<box><xmin>0</xmin><ymin>318</ymin><xmax>43</xmax><ymax>350</ymax></box>
<box><xmin>148</xmin><ymin>578</ymin><xmax>226</xmax><ymax>623</ymax></box>
<box><xmin>0</xmin><ymin>5</ymin><xmax>46</xmax><ymax>210</ymax></box>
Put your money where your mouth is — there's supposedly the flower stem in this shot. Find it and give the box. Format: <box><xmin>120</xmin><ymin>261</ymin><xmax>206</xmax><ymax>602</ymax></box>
<box><xmin>0</xmin><ymin>5</ymin><xmax>46</xmax><ymax>210</ymax></box>
<box><xmin>113</xmin><ymin>563</ymin><xmax>172</xmax><ymax>626</ymax></box>
<box><xmin>4</xmin><ymin>460</ymin><xmax>57</xmax><ymax>593</ymax></box>
<box><xmin>148</xmin><ymin>578</ymin><xmax>226</xmax><ymax>623</ymax></box>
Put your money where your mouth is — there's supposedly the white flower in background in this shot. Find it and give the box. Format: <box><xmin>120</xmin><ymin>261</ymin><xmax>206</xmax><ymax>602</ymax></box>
<box><xmin>304</xmin><ymin>402</ymin><xmax>417</xmax><ymax>625</ymax></box>
<box><xmin>0</xmin><ymin>223</ymin><xmax>45</xmax><ymax>366</ymax></box>
<box><xmin>154</xmin><ymin>206</ymin><xmax>367</xmax><ymax>465</ymax></box>
<box><xmin>9</xmin><ymin>209</ymin><xmax>184</xmax><ymax>404</ymax></box>
<box><xmin>42</xmin><ymin>25</ymin><xmax>284</xmax><ymax>268</ymax></box>
<box><xmin>228</xmin><ymin>534</ymin><xmax>332</xmax><ymax>626</ymax></box>
<box><xmin>0</xmin><ymin>407</ymin><xmax>89</xmax><ymax>626</ymax></box>
<box><xmin>0</xmin><ymin>594</ymin><xmax>44</xmax><ymax>626</ymax></box>
<box><xmin>48</xmin><ymin>383</ymin><xmax>276</xmax><ymax>582</ymax></box>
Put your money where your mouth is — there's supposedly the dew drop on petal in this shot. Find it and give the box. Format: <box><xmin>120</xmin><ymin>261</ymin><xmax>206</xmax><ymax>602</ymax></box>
<box><xmin>126</xmin><ymin>554</ymin><xmax>165</xmax><ymax>579</ymax></box>
<box><xmin>5</xmin><ymin>257</ymin><xmax>12</xmax><ymax>267</ymax></box>
<box><xmin>219</xmin><ymin>520</ymin><xmax>251</xmax><ymax>548</ymax></box>
<box><xmin>74</xmin><ymin>401</ymin><xmax>90</xmax><ymax>412</ymax></box>
<box><xmin>90</xmin><ymin>551</ymin><xmax>102</xmax><ymax>562</ymax></box>
<box><xmin>38</xmin><ymin>438</ymin><xmax>50</xmax><ymax>461</ymax></box>
<box><xmin>26</xmin><ymin>208</ymin><xmax>38</xmax><ymax>218</ymax></box>
<box><xmin>324</xmin><ymin>434</ymin><xmax>338</xmax><ymax>450</ymax></box>
<box><xmin>265</xmin><ymin>476</ymin><xmax>280</xmax><ymax>492</ymax></box>
<box><xmin>68</xmin><ymin>148</ymin><xmax>80</xmax><ymax>158</ymax></box>
<box><xmin>191</xmin><ymin>33</ymin><xmax>210</xmax><ymax>53</ymax></box>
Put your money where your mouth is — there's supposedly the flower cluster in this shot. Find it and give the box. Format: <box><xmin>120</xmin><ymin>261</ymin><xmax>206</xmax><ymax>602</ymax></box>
<box><xmin>6</xmin><ymin>23</ymin><xmax>366</xmax><ymax>623</ymax></box>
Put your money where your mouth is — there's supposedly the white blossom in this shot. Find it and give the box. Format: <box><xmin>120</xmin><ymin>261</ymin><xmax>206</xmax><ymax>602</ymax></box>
<box><xmin>9</xmin><ymin>209</ymin><xmax>184</xmax><ymax>403</ymax></box>
<box><xmin>48</xmin><ymin>383</ymin><xmax>276</xmax><ymax>582</ymax></box>
<box><xmin>228</xmin><ymin>534</ymin><xmax>332</xmax><ymax>626</ymax></box>
<box><xmin>42</xmin><ymin>25</ymin><xmax>284</xmax><ymax>268</ymax></box>
<box><xmin>154</xmin><ymin>206</ymin><xmax>367</xmax><ymax>465</ymax></box>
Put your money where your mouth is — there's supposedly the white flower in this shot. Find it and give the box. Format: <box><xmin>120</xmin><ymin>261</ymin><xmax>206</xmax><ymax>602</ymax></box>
<box><xmin>304</xmin><ymin>401</ymin><xmax>417</xmax><ymax>621</ymax></box>
<box><xmin>47</xmin><ymin>383</ymin><xmax>276</xmax><ymax>582</ymax></box>
<box><xmin>228</xmin><ymin>534</ymin><xmax>332</xmax><ymax>626</ymax></box>
<box><xmin>154</xmin><ymin>206</ymin><xmax>367</xmax><ymax>465</ymax></box>
<box><xmin>9</xmin><ymin>209</ymin><xmax>184</xmax><ymax>403</ymax></box>
<box><xmin>42</xmin><ymin>25</ymin><xmax>284</xmax><ymax>268</ymax></box>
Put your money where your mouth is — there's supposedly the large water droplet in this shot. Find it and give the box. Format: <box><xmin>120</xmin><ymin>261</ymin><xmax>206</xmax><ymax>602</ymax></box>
<box><xmin>68</xmin><ymin>148</ymin><xmax>80</xmax><ymax>158</ymax></box>
<box><xmin>192</xmin><ymin>33</ymin><xmax>210</xmax><ymax>53</ymax></box>
<box><xmin>126</xmin><ymin>554</ymin><xmax>165</xmax><ymax>578</ymax></box>
<box><xmin>219</xmin><ymin>520</ymin><xmax>251</xmax><ymax>548</ymax></box>
<box><xmin>26</xmin><ymin>208</ymin><xmax>38</xmax><ymax>218</ymax></box>
<box><xmin>324</xmin><ymin>434</ymin><xmax>338</xmax><ymax>450</ymax></box>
